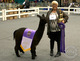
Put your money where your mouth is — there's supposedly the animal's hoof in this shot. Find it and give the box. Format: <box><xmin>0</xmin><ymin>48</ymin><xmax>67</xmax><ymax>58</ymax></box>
<box><xmin>32</xmin><ymin>55</ymin><xmax>35</xmax><ymax>59</ymax></box>
<box><xmin>35</xmin><ymin>55</ymin><xmax>37</xmax><ymax>57</ymax></box>
<box><xmin>32</xmin><ymin>57</ymin><xmax>35</xmax><ymax>60</ymax></box>
<box><xmin>17</xmin><ymin>55</ymin><xmax>20</xmax><ymax>57</ymax></box>
<box><xmin>22</xmin><ymin>51</ymin><xmax>25</xmax><ymax>54</ymax></box>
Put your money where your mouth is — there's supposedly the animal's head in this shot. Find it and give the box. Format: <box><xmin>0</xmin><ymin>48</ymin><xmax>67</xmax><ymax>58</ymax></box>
<box><xmin>37</xmin><ymin>14</ymin><xmax>46</xmax><ymax>24</ymax></box>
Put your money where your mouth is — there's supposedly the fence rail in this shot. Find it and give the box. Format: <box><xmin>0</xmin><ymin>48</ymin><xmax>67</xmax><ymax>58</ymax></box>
<box><xmin>31</xmin><ymin>6</ymin><xmax>80</xmax><ymax>15</ymax></box>
<box><xmin>0</xmin><ymin>7</ymin><xmax>80</xmax><ymax>21</ymax></box>
<box><xmin>0</xmin><ymin>11</ymin><xmax>2</xmax><ymax>18</ymax></box>
<box><xmin>0</xmin><ymin>8</ymin><xmax>39</xmax><ymax>21</ymax></box>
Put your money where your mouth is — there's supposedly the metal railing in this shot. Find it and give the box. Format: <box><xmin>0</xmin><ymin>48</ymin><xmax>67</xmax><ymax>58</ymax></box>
<box><xmin>31</xmin><ymin>6</ymin><xmax>80</xmax><ymax>15</ymax></box>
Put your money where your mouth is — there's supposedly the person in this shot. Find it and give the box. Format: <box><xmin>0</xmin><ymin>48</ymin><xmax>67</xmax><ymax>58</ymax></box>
<box><xmin>63</xmin><ymin>0</ymin><xmax>69</xmax><ymax>7</ymax></box>
<box><xmin>46</xmin><ymin>1</ymin><xmax>68</xmax><ymax>57</ymax></box>
<box><xmin>23</xmin><ymin>0</ymin><xmax>30</xmax><ymax>8</ymax></box>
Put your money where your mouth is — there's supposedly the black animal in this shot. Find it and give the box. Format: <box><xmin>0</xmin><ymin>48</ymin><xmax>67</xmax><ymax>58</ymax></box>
<box><xmin>13</xmin><ymin>14</ymin><xmax>46</xmax><ymax>59</ymax></box>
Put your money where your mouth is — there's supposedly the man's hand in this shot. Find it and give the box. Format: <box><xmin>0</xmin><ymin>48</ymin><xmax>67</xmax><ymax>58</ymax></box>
<box><xmin>61</xmin><ymin>20</ymin><xmax>65</xmax><ymax>23</ymax></box>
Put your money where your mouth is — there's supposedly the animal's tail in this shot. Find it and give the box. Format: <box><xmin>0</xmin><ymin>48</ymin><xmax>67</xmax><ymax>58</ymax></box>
<box><xmin>13</xmin><ymin>30</ymin><xmax>16</xmax><ymax>40</ymax></box>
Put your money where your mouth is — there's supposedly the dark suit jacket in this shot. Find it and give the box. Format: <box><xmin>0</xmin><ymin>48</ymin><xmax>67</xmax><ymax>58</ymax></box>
<box><xmin>46</xmin><ymin>9</ymin><xmax>69</xmax><ymax>35</ymax></box>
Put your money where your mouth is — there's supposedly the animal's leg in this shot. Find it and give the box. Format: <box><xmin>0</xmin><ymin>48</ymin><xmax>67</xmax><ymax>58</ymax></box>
<box><xmin>19</xmin><ymin>47</ymin><xmax>24</xmax><ymax>53</ymax></box>
<box><xmin>31</xmin><ymin>45</ymin><xmax>37</xmax><ymax>59</ymax></box>
<box><xmin>14</xmin><ymin>45</ymin><xmax>20</xmax><ymax>57</ymax></box>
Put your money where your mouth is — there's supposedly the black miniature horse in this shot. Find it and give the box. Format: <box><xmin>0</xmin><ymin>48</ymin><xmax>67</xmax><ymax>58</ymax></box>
<box><xmin>13</xmin><ymin>14</ymin><xmax>46</xmax><ymax>59</ymax></box>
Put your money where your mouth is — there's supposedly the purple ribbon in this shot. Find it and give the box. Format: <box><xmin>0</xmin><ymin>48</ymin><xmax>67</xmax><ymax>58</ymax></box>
<box><xmin>58</xmin><ymin>22</ymin><xmax>65</xmax><ymax>53</ymax></box>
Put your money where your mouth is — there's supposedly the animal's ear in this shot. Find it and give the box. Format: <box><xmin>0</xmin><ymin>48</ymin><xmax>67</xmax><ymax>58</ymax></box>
<box><xmin>42</xmin><ymin>14</ymin><xmax>45</xmax><ymax>17</ymax></box>
<box><xmin>37</xmin><ymin>15</ymin><xmax>41</xmax><ymax>18</ymax></box>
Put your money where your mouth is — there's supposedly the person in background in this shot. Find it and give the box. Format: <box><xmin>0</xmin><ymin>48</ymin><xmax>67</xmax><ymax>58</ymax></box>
<box><xmin>23</xmin><ymin>0</ymin><xmax>30</xmax><ymax>9</ymax></box>
<box><xmin>0</xmin><ymin>0</ymin><xmax>3</xmax><ymax>3</ymax></box>
<box><xmin>46</xmin><ymin>1</ymin><xmax>68</xmax><ymax>57</ymax></box>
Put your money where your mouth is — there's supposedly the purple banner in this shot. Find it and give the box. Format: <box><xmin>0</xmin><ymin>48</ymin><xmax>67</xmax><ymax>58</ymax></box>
<box><xmin>58</xmin><ymin>22</ymin><xmax>65</xmax><ymax>53</ymax></box>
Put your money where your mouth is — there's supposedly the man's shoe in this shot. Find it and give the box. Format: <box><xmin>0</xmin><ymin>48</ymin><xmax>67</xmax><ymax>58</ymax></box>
<box><xmin>50</xmin><ymin>51</ymin><xmax>53</xmax><ymax>56</ymax></box>
<box><xmin>54</xmin><ymin>52</ymin><xmax>61</xmax><ymax>57</ymax></box>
